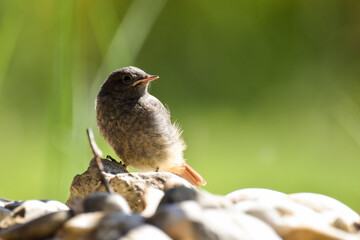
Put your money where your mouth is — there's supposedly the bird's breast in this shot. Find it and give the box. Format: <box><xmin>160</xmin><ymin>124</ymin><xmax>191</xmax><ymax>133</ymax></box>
<box><xmin>96</xmin><ymin>97</ymin><xmax>179</xmax><ymax>169</ymax></box>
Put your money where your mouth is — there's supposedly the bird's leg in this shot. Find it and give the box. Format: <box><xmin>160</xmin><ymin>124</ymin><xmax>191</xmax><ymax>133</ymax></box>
<box><xmin>155</xmin><ymin>167</ymin><xmax>159</xmax><ymax>172</ymax></box>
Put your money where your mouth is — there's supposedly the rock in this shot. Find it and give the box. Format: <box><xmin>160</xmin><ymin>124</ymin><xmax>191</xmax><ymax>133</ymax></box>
<box><xmin>226</xmin><ymin>188</ymin><xmax>287</xmax><ymax>203</ymax></box>
<box><xmin>0</xmin><ymin>210</ymin><xmax>72</xmax><ymax>240</ymax></box>
<box><xmin>58</xmin><ymin>211</ymin><xmax>144</xmax><ymax>240</ymax></box>
<box><xmin>110</xmin><ymin>172</ymin><xmax>192</xmax><ymax>212</ymax></box>
<box><xmin>0</xmin><ymin>200</ymin><xmax>64</xmax><ymax>228</ymax></box>
<box><xmin>148</xmin><ymin>201</ymin><xmax>202</xmax><ymax>239</ymax></box>
<box><xmin>289</xmin><ymin>192</ymin><xmax>360</xmax><ymax>233</ymax></box>
<box><xmin>119</xmin><ymin>224</ymin><xmax>171</xmax><ymax>240</ymax></box>
<box><xmin>141</xmin><ymin>188</ymin><xmax>164</xmax><ymax>217</ymax></box>
<box><xmin>66</xmin><ymin>158</ymin><xmax>127</xmax><ymax>207</ymax></box>
<box><xmin>3</xmin><ymin>201</ymin><xmax>23</xmax><ymax>211</ymax></box>
<box><xmin>83</xmin><ymin>192</ymin><xmax>131</xmax><ymax>214</ymax></box>
<box><xmin>149</xmin><ymin>201</ymin><xmax>282</xmax><ymax>240</ymax></box>
<box><xmin>93</xmin><ymin>212</ymin><xmax>144</xmax><ymax>240</ymax></box>
<box><xmin>226</xmin><ymin>189</ymin><xmax>360</xmax><ymax>239</ymax></box>
<box><xmin>2</xmin><ymin>150</ymin><xmax>360</xmax><ymax>240</ymax></box>
<box><xmin>67</xmin><ymin>157</ymin><xmax>192</xmax><ymax>212</ymax></box>
<box><xmin>199</xmin><ymin>208</ymin><xmax>282</xmax><ymax>240</ymax></box>
<box><xmin>0</xmin><ymin>199</ymin><xmax>13</xmax><ymax>208</ymax></box>
<box><xmin>0</xmin><ymin>207</ymin><xmax>11</xmax><ymax>221</ymax></box>
<box><xmin>158</xmin><ymin>186</ymin><xmax>232</xmax><ymax>209</ymax></box>
<box><xmin>42</xmin><ymin>200</ymin><xmax>69</xmax><ymax>211</ymax></box>
<box><xmin>234</xmin><ymin>196</ymin><xmax>359</xmax><ymax>240</ymax></box>
<box><xmin>57</xmin><ymin>212</ymin><xmax>105</xmax><ymax>240</ymax></box>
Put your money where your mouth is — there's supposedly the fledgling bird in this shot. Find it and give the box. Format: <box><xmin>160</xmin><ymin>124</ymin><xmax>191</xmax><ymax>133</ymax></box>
<box><xmin>96</xmin><ymin>66</ymin><xmax>206</xmax><ymax>186</ymax></box>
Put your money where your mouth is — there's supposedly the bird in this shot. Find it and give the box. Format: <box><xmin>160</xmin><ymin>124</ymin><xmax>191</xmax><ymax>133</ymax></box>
<box><xmin>96</xmin><ymin>66</ymin><xmax>206</xmax><ymax>186</ymax></box>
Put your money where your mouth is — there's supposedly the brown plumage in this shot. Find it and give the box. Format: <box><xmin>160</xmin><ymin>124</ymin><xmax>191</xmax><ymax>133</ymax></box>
<box><xmin>96</xmin><ymin>66</ymin><xmax>206</xmax><ymax>186</ymax></box>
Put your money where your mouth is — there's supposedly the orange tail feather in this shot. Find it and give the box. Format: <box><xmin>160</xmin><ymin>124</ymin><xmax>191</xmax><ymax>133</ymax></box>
<box><xmin>177</xmin><ymin>163</ymin><xmax>206</xmax><ymax>187</ymax></box>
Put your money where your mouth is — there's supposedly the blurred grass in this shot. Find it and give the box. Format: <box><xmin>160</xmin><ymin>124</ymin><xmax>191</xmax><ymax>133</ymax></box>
<box><xmin>0</xmin><ymin>0</ymin><xmax>359</xmax><ymax>211</ymax></box>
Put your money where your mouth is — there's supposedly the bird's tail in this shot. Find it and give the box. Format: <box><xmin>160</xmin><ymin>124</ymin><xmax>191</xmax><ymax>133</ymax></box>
<box><xmin>175</xmin><ymin>163</ymin><xmax>206</xmax><ymax>187</ymax></box>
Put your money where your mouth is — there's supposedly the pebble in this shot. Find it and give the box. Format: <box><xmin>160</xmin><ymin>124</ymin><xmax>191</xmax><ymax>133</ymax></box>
<box><xmin>0</xmin><ymin>206</ymin><xmax>11</xmax><ymax>221</ymax></box>
<box><xmin>94</xmin><ymin>212</ymin><xmax>144</xmax><ymax>239</ymax></box>
<box><xmin>83</xmin><ymin>192</ymin><xmax>131</xmax><ymax>214</ymax></box>
<box><xmin>3</xmin><ymin>201</ymin><xmax>23</xmax><ymax>211</ymax></box>
<box><xmin>140</xmin><ymin>187</ymin><xmax>164</xmax><ymax>217</ymax></box>
<box><xmin>226</xmin><ymin>188</ymin><xmax>287</xmax><ymax>203</ymax></box>
<box><xmin>0</xmin><ymin>198</ymin><xmax>13</xmax><ymax>208</ymax></box>
<box><xmin>119</xmin><ymin>224</ymin><xmax>171</xmax><ymax>240</ymax></box>
<box><xmin>289</xmin><ymin>192</ymin><xmax>360</xmax><ymax>233</ymax></box>
<box><xmin>58</xmin><ymin>211</ymin><xmax>105</xmax><ymax>239</ymax></box>
<box><xmin>0</xmin><ymin>210</ymin><xmax>72</xmax><ymax>240</ymax></box>
<box><xmin>148</xmin><ymin>201</ymin><xmax>201</xmax><ymax>239</ymax></box>
<box><xmin>0</xmin><ymin>200</ymin><xmax>63</xmax><ymax>228</ymax></box>
<box><xmin>234</xmin><ymin>196</ymin><xmax>358</xmax><ymax>240</ymax></box>
<box><xmin>42</xmin><ymin>200</ymin><xmax>70</xmax><ymax>211</ymax></box>
<box><xmin>149</xmin><ymin>201</ymin><xmax>282</xmax><ymax>240</ymax></box>
<box><xmin>158</xmin><ymin>186</ymin><xmax>232</xmax><ymax>209</ymax></box>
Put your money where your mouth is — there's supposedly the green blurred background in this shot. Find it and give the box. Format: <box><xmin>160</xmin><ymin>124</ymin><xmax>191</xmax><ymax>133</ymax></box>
<box><xmin>0</xmin><ymin>0</ymin><xmax>359</xmax><ymax>210</ymax></box>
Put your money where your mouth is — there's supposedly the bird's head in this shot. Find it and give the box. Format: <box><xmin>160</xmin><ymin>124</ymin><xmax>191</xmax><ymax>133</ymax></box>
<box><xmin>99</xmin><ymin>66</ymin><xmax>159</xmax><ymax>99</ymax></box>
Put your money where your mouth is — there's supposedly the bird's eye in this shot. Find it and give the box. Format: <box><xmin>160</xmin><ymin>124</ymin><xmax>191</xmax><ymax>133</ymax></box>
<box><xmin>123</xmin><ymin>75</ymin><xmax>132</xmax><ymax>84</ymax></box>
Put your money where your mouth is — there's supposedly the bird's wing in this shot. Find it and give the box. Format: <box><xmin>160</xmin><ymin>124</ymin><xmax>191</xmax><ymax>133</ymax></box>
<box><xmin>144</xmin><ymin>94</ymin><xmax>171</xmax><ymax>119</ymax></box>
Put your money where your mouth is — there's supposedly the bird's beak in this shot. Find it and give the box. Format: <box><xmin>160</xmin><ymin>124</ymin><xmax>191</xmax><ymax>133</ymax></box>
<box><xmin>132</xmin><ymin>75</ymin><xmax>159</xmax><ymax>87</ymax></box>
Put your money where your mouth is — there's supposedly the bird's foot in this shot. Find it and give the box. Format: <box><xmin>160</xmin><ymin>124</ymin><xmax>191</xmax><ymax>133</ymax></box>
<box><xmin>106</xmin><ymin>155</ymin><xmax>118</xmax><ymax>163</ymax></box>
<box><xmin>106</xmin><ymin>155</ymin><xmax>127</xmax><ymax>169</ymax></box>
<box><xmin>155</xmin><ymin>167</ymin><xmax>159</xmax><ymax>172</ymax></box>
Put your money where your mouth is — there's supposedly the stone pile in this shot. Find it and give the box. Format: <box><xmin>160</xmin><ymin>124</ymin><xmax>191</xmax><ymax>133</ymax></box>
<box><xmin>0</xmin><ymin>157</ymin><xmax>359</xmax><ymax>240</ymax></box>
